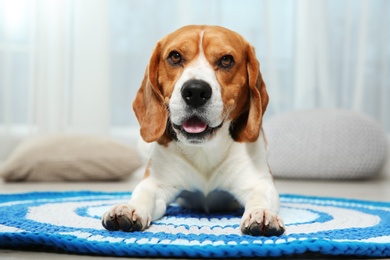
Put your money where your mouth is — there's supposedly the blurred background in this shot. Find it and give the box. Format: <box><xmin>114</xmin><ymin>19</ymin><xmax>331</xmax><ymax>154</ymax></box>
<box><xmin>0</xmin><ymin>0</ymin><xmax>389</xmax><ymax>144</ymax></box>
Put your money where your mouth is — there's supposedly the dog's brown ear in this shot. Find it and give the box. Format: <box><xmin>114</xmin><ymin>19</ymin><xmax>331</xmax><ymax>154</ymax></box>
<box><xmin>133</xmin><ymin>42</ymin><xmax>168</xmax><ymax>143</ymax></box>
<box><xmin>231</xmin><ymin>45</ymin><xmax>269</xmax><ymax>142</ymax></box>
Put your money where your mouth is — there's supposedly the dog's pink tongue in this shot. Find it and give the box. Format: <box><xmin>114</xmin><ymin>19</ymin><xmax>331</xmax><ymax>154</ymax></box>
<box><xmin>183</xmin><ymin>117</ymin><xmax>207</xmax><ymax>133</ymax></box>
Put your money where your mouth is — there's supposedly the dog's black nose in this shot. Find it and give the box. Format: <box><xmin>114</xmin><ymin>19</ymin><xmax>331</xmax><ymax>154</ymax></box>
<box><xmin>181</xmin><ymin>79</ymin><xmax>212</xmax><ymax>108</ymax></box>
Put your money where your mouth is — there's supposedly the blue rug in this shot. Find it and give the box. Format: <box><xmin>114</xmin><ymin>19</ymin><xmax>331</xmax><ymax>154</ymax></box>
<box><xmin>0</xmin><ymin>191</ymin><xmax>389</xmax><ymax>258</ymax></box>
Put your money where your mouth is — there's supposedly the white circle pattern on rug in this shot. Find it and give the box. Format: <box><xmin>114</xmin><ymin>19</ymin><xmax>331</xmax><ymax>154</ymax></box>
<box><xmin>0</xmin><ymin>192</ymin><xmax>389</xmax><ymax>258</ymax></box>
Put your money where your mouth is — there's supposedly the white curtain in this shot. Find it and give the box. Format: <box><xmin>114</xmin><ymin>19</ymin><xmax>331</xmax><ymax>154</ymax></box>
<box><xmin>0</xmin><ymin>0</ymin><xmax>389</xmax><ymax>145</ymax></box>
<box><xmin>0</xmin><ymin>0</ymin><xmax>110</xmax><ymax>136</ymax></box>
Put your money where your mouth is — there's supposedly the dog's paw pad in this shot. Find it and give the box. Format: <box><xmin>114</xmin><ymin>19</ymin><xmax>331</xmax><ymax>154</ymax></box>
<box><xmin>115</xmin><ymin>214</ymin><xmax>133</xmax><ymax>231</ymax></box>
<box><xmin>101</xmin><ymin>204</ymin><xmax>149</xmax><ymax>232</ymax></box>
<box><xmin>101</xmin><ymin>214</ymin><xmax>119</xmax><ymax>231</ymax></box>
<box><xmin>241</xmin><ymin>208</ymin><xmax>285</xmax><ymax>237</ymax></box>
<box><xmin>245</xmin><ymin>221</ymin><xmax>285</xmax><ymax>236</ymax></box>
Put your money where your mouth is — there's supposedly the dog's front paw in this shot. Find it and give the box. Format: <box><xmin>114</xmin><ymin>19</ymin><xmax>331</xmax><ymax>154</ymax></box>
<box><xmin>241</xmin><ymin>208</ymin><xmax>285</xmax><ymax>236</ymax></box>
<box><xmin>102</xmin><ymin>204</ymin><xmax>151</xmax><ymax>232</ymax></box>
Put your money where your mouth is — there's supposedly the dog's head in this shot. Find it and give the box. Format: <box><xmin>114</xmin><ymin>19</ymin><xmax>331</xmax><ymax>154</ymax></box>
<box><xmin>133</xmin><ymin>25</ymin><xmax>268</xmax><ymax>145</ymax></box>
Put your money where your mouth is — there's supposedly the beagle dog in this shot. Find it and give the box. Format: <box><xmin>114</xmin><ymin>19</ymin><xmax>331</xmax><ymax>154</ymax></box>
<box><xmin>102</xmin><ymin>25</ymin><xmax>285</xmax><ymax>236</ymax></box>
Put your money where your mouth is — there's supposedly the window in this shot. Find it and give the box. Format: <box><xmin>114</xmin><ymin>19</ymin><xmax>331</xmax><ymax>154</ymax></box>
<box><xmin>0</xmin><ymin>0</ymin><xmax>389</xmax><ymax>138</ymax></box>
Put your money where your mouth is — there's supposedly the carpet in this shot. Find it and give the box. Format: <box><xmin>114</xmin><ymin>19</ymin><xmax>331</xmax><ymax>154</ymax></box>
<box><xmin>0</xmin><ymin>191</ymin><xmax>389</xmax><ymax>258</ymax></box>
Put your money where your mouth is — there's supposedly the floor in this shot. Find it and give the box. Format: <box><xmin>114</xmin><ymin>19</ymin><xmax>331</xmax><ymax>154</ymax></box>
<box><xmin>1</xmin><ymin>161</ymin><xmax>389</xmax><ymax>259</ymax></box>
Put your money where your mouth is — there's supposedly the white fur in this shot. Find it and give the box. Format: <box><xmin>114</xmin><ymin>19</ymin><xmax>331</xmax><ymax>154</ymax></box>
<box><xmin>103</xmin><ymin>29</ymin><xmax>284</xmax><ymax>236</ymax></box>
<box><xmin>141</xmin><ymin>128</ymin><xmax>281</xmax><ymax>219</ymax></box>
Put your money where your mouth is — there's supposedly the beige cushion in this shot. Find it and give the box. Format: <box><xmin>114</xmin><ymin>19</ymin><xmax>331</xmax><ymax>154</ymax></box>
<box><xmin>0</xmin><ymin>134</ymin><xmax>142</xmax><ymax>182</ymax></box>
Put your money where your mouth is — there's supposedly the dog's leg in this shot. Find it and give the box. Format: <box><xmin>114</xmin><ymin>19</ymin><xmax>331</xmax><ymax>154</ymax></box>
<box><xmin>232</xmin><ymin>134</ymin><xmax>285</xmax><ymax>236</ymax></box>
<box><xmin>101</xmin><ymin>177</ymin><xmax>177</xmax><ymax>232</ymax></box>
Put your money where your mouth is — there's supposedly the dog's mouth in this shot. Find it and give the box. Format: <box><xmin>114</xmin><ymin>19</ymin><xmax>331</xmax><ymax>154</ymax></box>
<box><xmin>172</xmin><ymin>116</ymin><xmax>223</xmax><ymax>143</ymax></box>
<box><xmin>182</xmin><ymin>116</ymin><xmax>208</xmax><ymax>134</ymax></box>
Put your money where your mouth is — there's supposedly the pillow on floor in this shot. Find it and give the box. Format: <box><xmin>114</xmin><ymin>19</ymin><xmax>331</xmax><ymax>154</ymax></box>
<box><xmin>0</xmin><ymin>134</ymin><xmax>142</xmax><ymax>182</ymax></box>
<box><xmin>263</xmin><ymin>109</ymin><xmax>388</xmax><ymax>179</ymax></box>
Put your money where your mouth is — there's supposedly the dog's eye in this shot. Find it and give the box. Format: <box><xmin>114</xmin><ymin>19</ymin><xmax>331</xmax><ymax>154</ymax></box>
<box><xmin>218</xmin><ymin>55</ymin><xmax>234</xmax><ymax>69</ymax></box>
<box><xmin>168</xmin><ymin>51</ymin><xmax>183</xmax><ymax>65</ymax></box>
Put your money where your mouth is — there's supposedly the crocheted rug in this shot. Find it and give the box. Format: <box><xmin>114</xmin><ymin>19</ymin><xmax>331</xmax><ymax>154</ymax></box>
<box><xmin>0</xmin><ymin>191</ymin><xmax>389</xmax><ymax>258</ymax></box>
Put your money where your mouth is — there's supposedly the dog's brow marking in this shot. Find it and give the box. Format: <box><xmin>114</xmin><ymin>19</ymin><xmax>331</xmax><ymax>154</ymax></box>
<box><xmin>199</xmin><ymin>30</ymin><xmax>204</xmax><ymax>56</ymax></box>
<box><xmin>194</xmin><ymin>30</ymin><xmax>209</xmax><ymax>68</ymax></box>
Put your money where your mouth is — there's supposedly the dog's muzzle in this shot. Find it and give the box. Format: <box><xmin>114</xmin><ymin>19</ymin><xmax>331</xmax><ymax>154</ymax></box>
<box><xmin>171</xmin><ymin>79</ymin><xmax>223</xmax><ymax>143</ymax></box>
